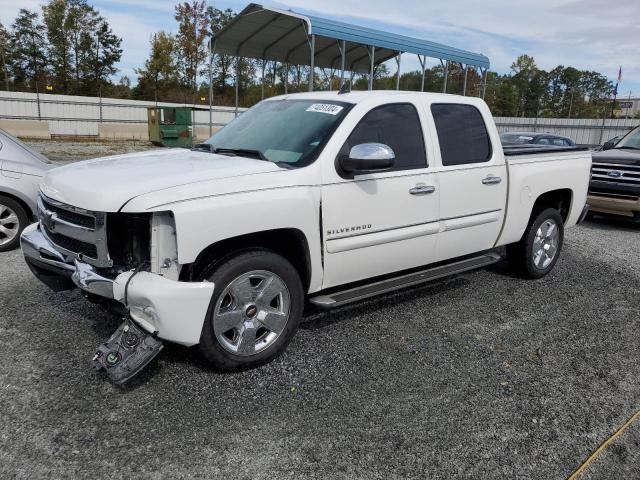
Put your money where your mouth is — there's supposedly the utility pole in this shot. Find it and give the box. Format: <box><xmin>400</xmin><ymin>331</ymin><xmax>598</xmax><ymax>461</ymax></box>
<box><xmin>208</xmin><ymin>37</ymin><xmax>214</xmax><ymax>136</ymax></box>
<box><xmin>568</xmin><ymin>89</ymin><xmax>574</xmax><ymax>119</ymax></box>
<box><xmin>96</xmin><ymin>33</ymin><xmax>103</xmax><ymax>124</ymax></box>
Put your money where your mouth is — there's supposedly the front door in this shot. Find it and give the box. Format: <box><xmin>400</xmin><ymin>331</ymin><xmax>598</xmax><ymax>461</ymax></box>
<box><xmin>321</xmin><ymin>101</ymin><xmax>440</xmax><ymax>289</ymax></box>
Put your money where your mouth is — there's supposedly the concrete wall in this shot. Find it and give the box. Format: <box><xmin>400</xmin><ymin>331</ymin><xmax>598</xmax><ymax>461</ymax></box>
<box><xmin>0</xmin><ymin>119</ymin><xmax>51</xmax><ymax>139</ymax></box>
<box><xmin>98</xmin><ymin>123</ymin><xmax>149</xmax><ymax>141</ymax></box>
<box><xmin>0</xmin><ymin>90</ymin><xmax>244</xmax><ymax>137</ymax></box>
<box><xmin>3</xmin><ymin>91</ymin><xmax>639</xmax><ymax>146</ymax></box>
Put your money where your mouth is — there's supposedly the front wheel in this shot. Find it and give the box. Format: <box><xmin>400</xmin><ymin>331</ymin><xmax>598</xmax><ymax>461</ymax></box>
<box><xmin>507</xmin><ymin>208</ymin><xmax>564</xmax><ymax>279</ymax></box>
<box><xmin>198</xmin><ymin>249</ymin><xmax>304</xmax><ymax>371</ymax></box>
<box><xmin>0</xmin><ymin>196</ymin><xmax>29</xmax><ymax>252</ymax></box>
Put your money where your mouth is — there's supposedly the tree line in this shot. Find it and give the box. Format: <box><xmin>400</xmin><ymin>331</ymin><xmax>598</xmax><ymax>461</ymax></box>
<box><xmin>0</xmin><ymin>0</ymin><xmax>625</xmax><ymax>118</ymax></box>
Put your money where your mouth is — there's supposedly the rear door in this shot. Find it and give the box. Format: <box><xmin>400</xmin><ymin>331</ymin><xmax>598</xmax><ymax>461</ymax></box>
<box><xmin>429</xmin><ymin>102</ymin><xmax>507</xmax><ymax>262</ymax></box>
<box><xmin>320</xmin><ymin>101</ymin><xmax>440</xmax><ymax>289</ymax></box>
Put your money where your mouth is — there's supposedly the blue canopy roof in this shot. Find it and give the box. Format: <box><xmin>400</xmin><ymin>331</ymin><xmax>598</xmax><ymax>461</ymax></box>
<box><xmin>214</xmin><ymin>3</ymin><xmax>490</xmax><ymax>73</ymax></box>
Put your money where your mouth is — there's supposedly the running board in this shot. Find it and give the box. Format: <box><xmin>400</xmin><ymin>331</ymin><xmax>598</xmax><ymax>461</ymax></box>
<box><xmin>309</xmin><ymin>252</ymin><xmax>501</xmax><ymax>309</ymax></box>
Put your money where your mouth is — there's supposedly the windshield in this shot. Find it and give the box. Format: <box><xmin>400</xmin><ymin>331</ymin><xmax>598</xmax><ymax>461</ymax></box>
<box><xmin>615</xmin><ymin>126</ymin><xmax>640</xmax><ymax>150</ymax></box>
<box><xmin>204</xmin><ymin>99</ymin><xmax>351</xmax><ymax>167</ymax></box>
<box><xmin>500</xmin><ymin>133</ymin><xmax>534</xmax><ymax>145</ymax></box>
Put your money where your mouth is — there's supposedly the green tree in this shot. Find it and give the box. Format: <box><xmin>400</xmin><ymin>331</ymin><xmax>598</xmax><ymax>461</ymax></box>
<box><xmin>42</xmin><ymin>0</ymin><xmax>72</xmax><ymax>92</ymax></box>
<box><xmin>207</xmin><ymin>7</ymin><xmax>235</xmax><ymax>93</ymax></box>
<box><xmin>0</xmin><ymin>21</ymin><xmax>12</xmax><ymax>90</ymax></box>
<box><xmin>135</xmin><ymin>31</ymin><xmax>179</xmax><ymax>101</ymax></box>
<box><xmin>174</xmin><ymin>0</ymin><xmax>210</xmax><ymax>101</ymax></box>
<box><xmin>11</xmin><ymin>9</ymin><xmax>48</xmax><ymax>91</ymax></box>
<box><xmin>91</xmin><ymin>19</ymin><xmax>122</xmax><ymax>95</ymax></box>
<box><xmin>510</xmin><ymin>54</ymin><xmax>538</xmax><ymax>116</ymax></box>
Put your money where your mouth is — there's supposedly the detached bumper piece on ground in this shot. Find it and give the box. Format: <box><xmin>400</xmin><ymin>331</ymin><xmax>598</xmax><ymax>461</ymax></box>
<box><xmin>92</xmin><ymin>318</ymin><xmax>163</xmax><ymax>385</ymax></box>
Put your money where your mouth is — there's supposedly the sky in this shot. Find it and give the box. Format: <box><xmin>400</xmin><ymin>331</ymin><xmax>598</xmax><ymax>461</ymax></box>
<box><xmin>1</xmin><ymin>0</ymin><xmax>639</xmax><ymax>97</ymax></box>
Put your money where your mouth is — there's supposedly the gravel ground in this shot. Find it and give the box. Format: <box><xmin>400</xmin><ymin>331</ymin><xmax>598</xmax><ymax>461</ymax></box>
<box><xmin>0</xmin><ymin>218</ymin><xmax>638</xmax><ymax>479</ymax></box>
<box><xmin>24</xmin><ymin>139</ymin><xmax>157</xmax><ymax>164</ymax></box>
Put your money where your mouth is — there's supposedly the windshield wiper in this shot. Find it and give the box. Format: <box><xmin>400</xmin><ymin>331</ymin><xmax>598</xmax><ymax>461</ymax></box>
<box><xmin>614</xmin><ymin>145</ymin><xmax>640</xmax><ymax>151</ymax></box>
<box><xmin>212</xmin><ymin>147</ymin><xmax>266</xmax><ymax>160</ymax></box>
<box><xmin>192</xmin><ymin>143</ymin><xmax>214</xmax><ymax>152</ymax></box>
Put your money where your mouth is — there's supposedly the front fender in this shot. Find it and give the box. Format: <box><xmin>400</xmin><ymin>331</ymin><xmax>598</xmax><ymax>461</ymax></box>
<box><xmin>153</xmin><ymin>187</ymin><xmax>323</xmax><ymax>292</ymax></box>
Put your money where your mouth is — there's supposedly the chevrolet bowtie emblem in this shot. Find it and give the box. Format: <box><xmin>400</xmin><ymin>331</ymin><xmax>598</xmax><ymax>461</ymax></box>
<box><xmin>44</xmin><ymin>211</ymin><xmax>57</xmax><ymax>231</ymax></box>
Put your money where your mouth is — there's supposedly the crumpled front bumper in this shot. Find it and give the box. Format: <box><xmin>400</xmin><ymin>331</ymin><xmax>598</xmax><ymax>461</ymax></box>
<box><xmin>21</xmin><ymin>223</ymin><xmax>215</xmax><ymax>346</ymax></box>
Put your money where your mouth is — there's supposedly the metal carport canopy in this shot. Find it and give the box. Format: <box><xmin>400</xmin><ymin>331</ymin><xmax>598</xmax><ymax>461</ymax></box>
<box><xmin>213</xmin><ymin>3</ymin><xmax>490</xmax><ymax>74</ymax></box>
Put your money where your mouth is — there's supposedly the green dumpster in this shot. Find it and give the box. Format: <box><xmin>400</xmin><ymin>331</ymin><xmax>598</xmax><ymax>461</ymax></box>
<box><xmin>147</xmin><ymin>106</ymin><xmax>194</xmax><ymax>148</ymax></box>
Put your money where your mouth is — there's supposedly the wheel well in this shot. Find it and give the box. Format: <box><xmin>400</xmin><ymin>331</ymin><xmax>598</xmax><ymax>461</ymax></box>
<box><xmin>531</xmin><ymin>189</ymin><xmax>572</xmax><ymax>223</ymax></box>
<box><xmin>0</xmin><ymin>191</ymin><xmax>34</xmax><ymax>220</ymax></box>
<box><xmin>184</xmin><ymin>229</ymin><xmax>312</xmax><ymax>290</ymax></box>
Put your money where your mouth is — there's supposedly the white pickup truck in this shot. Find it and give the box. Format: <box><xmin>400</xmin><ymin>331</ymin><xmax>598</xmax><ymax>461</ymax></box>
<box><xmin>21</xmin><ymin>91</ymin><xmax>591</xmax><ymax>376</ymax></box>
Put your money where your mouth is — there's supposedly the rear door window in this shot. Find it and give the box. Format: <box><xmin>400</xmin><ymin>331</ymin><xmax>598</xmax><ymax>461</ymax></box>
<box><xmin>342</xmin><ymin>103</ymin><xmax>427</xmax><ymax>170</ymax></box>
<box><xmin>431</xmin><ymin>104</ymin><xmax>492</xmax><ymax>166</ymax></box>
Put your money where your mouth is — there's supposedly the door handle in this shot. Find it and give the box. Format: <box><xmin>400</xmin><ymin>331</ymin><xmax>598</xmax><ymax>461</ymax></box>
<box><xmin>409</xmin><ymin>183</ymin><xmax>436</xmax><ymax>195</ymax></box>
<box><xmin>482</xmin><ymin>175</ymin><xmax>502</xmax><ymax>185</ymax></box>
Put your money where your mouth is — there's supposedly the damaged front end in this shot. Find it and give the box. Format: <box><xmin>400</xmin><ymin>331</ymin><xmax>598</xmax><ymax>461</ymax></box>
<box><xmin>21</xmin><ymin>194</ymin><xmax>215</xmax><ymax>380</ymax></box>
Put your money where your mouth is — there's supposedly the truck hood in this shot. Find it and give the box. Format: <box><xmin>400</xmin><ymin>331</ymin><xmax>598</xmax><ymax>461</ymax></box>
<box><xmin>592</xmin><ymin>148</ymin><xmax>640</xmax><ymax>166</ymax></box>
<box><xmin>40</xmin><ymin>148</ymin><xmax>282</xmax><ymax>211</ymax></box>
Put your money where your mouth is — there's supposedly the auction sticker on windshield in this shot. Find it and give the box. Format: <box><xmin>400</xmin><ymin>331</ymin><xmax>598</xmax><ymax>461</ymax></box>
<box><xmin>306</xmin><ymin>104</ymin><xmax>344</xmax><ymax>115</ymax></box>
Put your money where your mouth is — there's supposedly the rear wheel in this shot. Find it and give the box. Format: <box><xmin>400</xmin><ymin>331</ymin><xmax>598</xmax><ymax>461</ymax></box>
<box><xmin>0</xmin><ymin>196</ymin><xmax>29</xmax><ymax>252</ymax></box>
<box><xmin>507</xmin><ymin>208</ymin><xmax>564</xmax><ymax>279</ymax></box>
<box><xmin>198</xmin><ymin>249</ymin><xmax>304</xmax><ymax>371</ymax></box>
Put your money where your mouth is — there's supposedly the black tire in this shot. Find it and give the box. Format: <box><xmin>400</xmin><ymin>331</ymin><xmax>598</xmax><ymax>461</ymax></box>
<box><xmin>0</xmin><ymin>195</ymin><xmax>29</xmax><ymax>252</ymax></box>
<box><xmin>507</xmin><ymin>208</ymin><xmax>564</xmax><ymax>279</ymax></box>
<box><xmin>198</xmin><ymin>249</ymin><xmax>304</xmax><ymax>371</ymax></box>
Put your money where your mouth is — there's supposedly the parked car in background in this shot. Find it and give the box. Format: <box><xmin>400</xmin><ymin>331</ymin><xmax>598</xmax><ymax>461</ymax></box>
<box><xmin>589</xmin><ymin>125</ymin><xmax>640</xmax><ymax>220</ymax></box>
<box><xmin>500</xmin><ymin>132</ymin><xmax>575</xmax><ymax>147</ymax></box>
<box><xmin>0</xmin><ymin>129</ymin><xmax>55</xmax><ymax>251</ymax></box>
<box><xmin>21</xmin><ymin>91</ymin><xmax>591</xmax><ymax>380</ymax></box>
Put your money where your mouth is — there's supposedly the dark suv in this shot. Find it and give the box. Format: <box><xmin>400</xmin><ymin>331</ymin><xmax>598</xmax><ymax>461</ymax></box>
<box><xmin>589</xmin><ymin>126</ymin><xmax>640</xmax><ymax>220</ymax></box>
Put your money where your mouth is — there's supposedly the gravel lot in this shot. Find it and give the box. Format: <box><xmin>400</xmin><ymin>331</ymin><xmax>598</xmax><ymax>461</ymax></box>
<box><xmin>25</xmin><ymin>139</ymin><xmax>156</xmax><ymax>164</ymax></box>
<box><xmin>0</xmin><ymin>216</ymin><xmax>638</xmax><ymax>479</ymax></box>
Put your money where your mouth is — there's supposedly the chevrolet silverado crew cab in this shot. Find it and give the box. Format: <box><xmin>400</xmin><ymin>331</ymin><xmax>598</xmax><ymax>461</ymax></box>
<box><xmin>22</xmin><ymin>91</ymin><xmax>591</xmax><ymax>375</ymax></box>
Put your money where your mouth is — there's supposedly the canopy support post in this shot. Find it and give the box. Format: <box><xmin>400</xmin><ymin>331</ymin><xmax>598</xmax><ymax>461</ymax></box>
<box><xmin>368</xmin><ymin>46</ymin><xmax>375</xmax><ymax>90</ymax></box>
<box><xmin>441</xmin><ymin>59</ymin><xmax>448</xmax><ymax>93</ymax></box>
<box><xmin>463</xmin><ymin>65</ymin><xmax>468</xmax><ymax>96</ymax></box>
<box><xmin>284</xmin><ymin>62</ymin><xmax>288</xmax><ymax>94</ymax></box>
<box><xmin>339</xmin><ymin>40</ymin><xmax>346</xmax><ymax>89</ymax></box>
<box><xmin>418</xmin><ymin>55</ymin><xmax>426</xmax><ymax>92</ymax></box>
<box><xmin>308</xmin><ymin>34</ymin><xmax>316</xmax><ymax>92</ymax></box>
<box><xmin>261</xmin><ymin>59</ymin><xmax>266</xmax><ymax>100</ymax></box>
<box><xmin>395</xmin><ymin>52</ymin><xmax>402</xmax><ymax>90</ymax></box>
<box><xmin>235</xmin><ymin>56</ymin><xmax>240</xmax><ymax>118</ymax></box>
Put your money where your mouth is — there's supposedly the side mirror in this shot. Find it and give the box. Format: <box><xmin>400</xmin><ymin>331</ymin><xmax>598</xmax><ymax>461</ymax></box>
<box><xmin>340</xmin><ymin>143</ymin><xmax>395</xmax><ymax>173</ymax></box>
<box><xmin>602</xmin><ymin>137</ymin><xmax>619</xmax><ymax>150</ymax></box>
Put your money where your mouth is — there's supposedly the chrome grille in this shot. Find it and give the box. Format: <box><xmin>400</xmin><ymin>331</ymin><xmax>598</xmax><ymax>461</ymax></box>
<box><xmin>37</xmin><ymin>194</ymin><xmax>112</xmax><ymax>268</ymax></box>
<box><xmin>41</xmin><ymin>196</ymin><xmax>95</xmax><ymax>229</ymax></box>
<box><xmin>590</xmin><ymin>163</ymin><xmax>640</xmax><ymax>185</ymax></box>
<box><xmin>589</xmin><ymin>162</ymin><xmax>640</xmax><ymax>201</ymax></box>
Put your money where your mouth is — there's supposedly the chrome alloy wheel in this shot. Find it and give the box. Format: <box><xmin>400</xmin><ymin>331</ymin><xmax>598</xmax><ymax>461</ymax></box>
<box><xmin>532</xmin><ymin>219</ymin><xmax>559</xmax><ymax>269</ymax></box>
<box><xmin>0</xmin><ymin>204</ymin><xmax>20</xmax><ymax>247</ymax></box>
<box><xmin>213</xmin><ymin>270</ymin><xmax>291</xmax><ymax>356</ymax></box>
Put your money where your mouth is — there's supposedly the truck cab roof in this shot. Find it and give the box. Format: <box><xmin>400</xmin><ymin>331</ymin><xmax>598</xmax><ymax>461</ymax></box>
<box><xmin>269</xmin><ymin>90</ymin><xmax>484</xmax><ymax>105</ymax></box>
